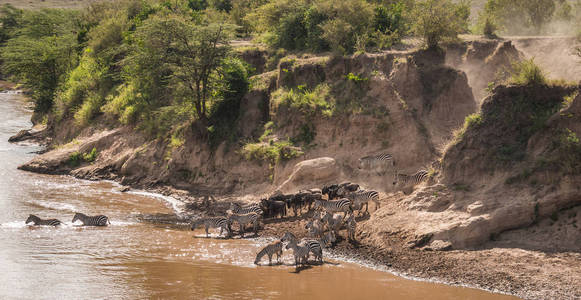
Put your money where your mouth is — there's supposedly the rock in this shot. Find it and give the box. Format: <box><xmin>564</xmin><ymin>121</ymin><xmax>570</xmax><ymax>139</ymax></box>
<box><xmin>118</xmin><ymin>186</ymin><xmax>131</xmax><ymax>193</ymax></box>
<box><xmin>277</xmin><ymin>157</ymin><xmax>341</xmax><ymax>193</ymax></box>
<box><xmin>422</xmin><ymin>240</ymin><xmax>452</xmax><ymax>251</ymax></box>
<box><xmin>8</xmin><ymin>130</ymin><xmax>32</xmax><ymax>142</ymax></box>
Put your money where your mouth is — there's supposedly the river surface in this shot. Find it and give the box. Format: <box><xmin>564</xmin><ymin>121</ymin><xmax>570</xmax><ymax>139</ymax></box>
<box><xmin>0</xmin><ymin>92</ymin><xmax>519</xmax><ymax>299</ymax></box>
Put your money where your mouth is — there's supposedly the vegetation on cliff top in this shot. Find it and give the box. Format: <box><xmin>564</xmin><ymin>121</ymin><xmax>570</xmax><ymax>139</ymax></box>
<box><xmin>0</xmin><ymin>0</ymin><xmax>577</xmax><ymax>154</ymax></box>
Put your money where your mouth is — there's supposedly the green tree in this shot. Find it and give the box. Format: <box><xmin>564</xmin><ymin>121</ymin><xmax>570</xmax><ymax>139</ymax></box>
<box><xmin>409</xmin><ymin>0</ymin><xmax>470</xmax><ymax>49</ymax></box>
<box><xmin>481</xmin><ymin>0</ymin><xmax>556</xmax><ymax>34</ymax></box>
<box><xmin>1</xmin><ymin>9</ymin><xmax>79</xmax><ymax>113</ymax></box>
<box><xmin>132</xmin><ymin>14</ymin><xmax>235</xmax><ymax>121</ymax></box>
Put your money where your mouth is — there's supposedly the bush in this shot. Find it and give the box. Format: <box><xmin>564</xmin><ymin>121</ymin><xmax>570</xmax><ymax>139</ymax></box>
<box><xmin>409</xmin><ymin>0</ymin><xmax>470</xmax><ymax>49</ymax></box>
<box><xmin>242</xmin><ymin>139</ymin><xmax>303</xmax><ymax>163</ymax></box>
<box><xmin>508</xmin><ymin>58</ymin><xmax>547</xmax><ymax>86</ymax></box>
<box><xmin>273</xmin><ymin>84</ymin><xmax>334</xmax><ymax>115</ymax></box>
<box><xmin>82</xmin><ymin>147</ymin><xmax>98</xmax><ymax>162</ymax></box>
<box><xmin>480</xmin><ymin>0</ymin><xmax>557</xmax><ymax>35</ymax></box>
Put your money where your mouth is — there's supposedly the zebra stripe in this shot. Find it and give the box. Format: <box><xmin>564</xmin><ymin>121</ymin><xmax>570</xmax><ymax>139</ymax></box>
<box><xmin>191</xmin><ymin>216</ymin><xmax>231</xmax><ymax>238</ymax></box>
<box><xmin>392</xmin><ymin>170</ymin><xmax>429</xmax><ymax>186</ymax></box>
<box><xmin>72</xmin><ymin>213</ymin><xmax>109</xmax><ymax>226</ymax></box>
<box><xmin>281</xmin><ymin>232</ymin><xmax>323</xmax><ymax>263</ymax></box>
<box><xmin>228</xmin><ymin>212</ymin><xmax>261</xmax><ymax>237</ymax></box>
<box><xmin>314</xmin><ymin>199</ymin><xmax>352</xmax><ymax>218</ymax></box>
<box><xmin>319</xmin><ymin>231</ymin><xmax>336</xmax><ymax>248</ymax></box>
<box><xmin>25</xmin><ymin>214</ymin><xmax>61</xmax><ymax>226</ymax></box>
<box><xmin>285</xmin><ymin>239</ymin><xmax>310</xmax><ymax>266</ymax></box>
<box><xmin>358</xmin><ymin>153</ymin><xmax>396</xmax><ymax>170</ymax></box>
<box><xmin>347</xmin><ymin>190</ymin><xmax>380</xmax><ymax>214</ymax></box>
<box><xmin>254</xmin><ymin>241</ymin><xmax>284</xmax><ymax>265</ymax></box>
<box><xmin>230</xmin><ymin>203</ymin><xmax>263</xmax><ymax>215</ymax></box>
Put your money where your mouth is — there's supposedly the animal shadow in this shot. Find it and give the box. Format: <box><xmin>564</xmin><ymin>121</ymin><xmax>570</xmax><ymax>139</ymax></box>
<box><xmin>290</xmin><ymin>265</ymin><xmax>313</xmax><ymax>274</ymax></box>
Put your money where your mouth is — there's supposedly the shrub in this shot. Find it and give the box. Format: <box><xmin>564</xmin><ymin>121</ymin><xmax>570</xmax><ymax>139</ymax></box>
<box><xmin>508</xmin><ymin>58</ymin><xmax>547</xmax><ymax>86</ymax></box>
<box><xmin>242</xmin><ymin>140</ymin><xmax>303</xmax><ymax>163</ymax></box>
<box><xmin>273</xmin><ymin>84</ymin><xmax>334</xmax><ymax>115</ymax></box>
<box><xmin>82</xmin><ymin>147</ymin><xmax>98</xmax><ymax>162</ymax></box>
<box><xmin>409</xmin><ymin>0</ymin><xmax>470</xmax><ymax>49</ymax></box>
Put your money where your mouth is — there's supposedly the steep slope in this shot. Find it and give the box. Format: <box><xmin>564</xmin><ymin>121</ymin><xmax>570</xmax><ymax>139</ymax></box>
<box><xmin>20</xmin><ymin>47</ymin><xmax>477</xmax><ymax>197</ymax></box>
<box><xmin>362</xmin><ymin>83</ymin><xmax>580</xmax><ymax>251</ymax></box>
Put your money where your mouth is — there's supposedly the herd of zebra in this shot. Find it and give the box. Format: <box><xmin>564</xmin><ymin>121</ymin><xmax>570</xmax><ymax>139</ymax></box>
<box><xmin>190</xmin><ymin>181</ymin><xmax>382</xmax><ymax>267</ymax></box>
<box><xmin>25</xmin><ymin>213</ymin><xmax>110</xmax><ymax>226</ymax></box>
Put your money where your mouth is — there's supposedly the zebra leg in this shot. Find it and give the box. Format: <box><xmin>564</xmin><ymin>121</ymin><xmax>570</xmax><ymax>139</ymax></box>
<box><xmin>365</xmin><ymin>202</ymin><xmax>369</xmax><ymax>215</ymax></box>
<box><xmin>205</xmin><ymin>225</ymin><xmax>210</xmax><ymax>237</ymax></box>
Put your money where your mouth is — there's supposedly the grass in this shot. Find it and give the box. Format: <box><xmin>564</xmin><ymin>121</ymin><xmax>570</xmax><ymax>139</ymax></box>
<box><xmin>508</xmin><ymin>58</ymin><xmax>546</xmax><ymax>86</ymax></box>
<box><xmin>68</xmin><ymin>147</ymin><xmax>98</xmax><ymax>167</ymax></box>
<box><xmin>241</xmin><ymin>139</ymin><xmax>303</xmax><ymax>164</ymax></box>
<box><xmin>0</xmin><ymin>0</ymin><xmax>94</xmax><ymax>9</ymax></box>
<box><xmin>272</xmin><ymin>84</ymin><xmax>334</xmax><ymax>116</ymax></box>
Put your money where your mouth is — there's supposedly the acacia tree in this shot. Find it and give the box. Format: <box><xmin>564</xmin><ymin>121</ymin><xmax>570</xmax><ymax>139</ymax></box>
<box><xmin>133</xmin><ymin>15</ymin><xmax>235</xmax><ymax>121</ymax></box>
<box><xmin>409</xmin><ymin>0</ymin><xmax>469</xmax><ymax>49</ymax></box>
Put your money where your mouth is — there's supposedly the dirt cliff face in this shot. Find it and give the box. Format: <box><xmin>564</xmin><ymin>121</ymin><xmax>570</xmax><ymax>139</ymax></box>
<box><xmin>369</xmin><ymin>84</ymin><xmax>581</xmax><ymax>250</ymax></box>
<box><xmin>21</xmin><ymin>46</ymin><xmax>477</xmax><ymax>199</ymax></box>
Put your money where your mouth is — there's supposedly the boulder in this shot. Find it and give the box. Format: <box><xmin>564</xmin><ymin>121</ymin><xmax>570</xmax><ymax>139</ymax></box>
<box><xmin>277</xmin><ymin>157</ymin><xmax>341</xmax><ymax>193</ymax></box>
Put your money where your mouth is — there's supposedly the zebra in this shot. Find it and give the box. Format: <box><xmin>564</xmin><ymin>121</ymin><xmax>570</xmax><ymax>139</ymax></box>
<box><xmin>346</xmin><ymin>190</ymin><xmax>380</xmax><ymax>215</ymax></box>
<box><xmin>313</xmin><ymin>199</ymin><xmax>352</xmax><ymax>219</ymax></box>
<box><xmin>230</xmin><ymin>202</ymin><xmax>263</xmax><ymax>216</ymax></box>
<box><xmin>72</xmin><ymin>213</ymin><xmax>109</xmax><ymax>226</ymax></box>
<box><xmin>346</xmin><ymin>215</ymin><xmax>357</xmax><ymax>241</ymax></box>
<box><xmin>285</xmin><ymin>239</ymin><xmax>310</xmax><ymax>266</ymax></box>
<box><xmin>319</xmin><ymin>231</ymin><xmax>336</xmax><ymax>248</ymax></box>
<box><xmin>305</xmin><ymin>219</ymin><xmax>324</xmax><ymax>238</ymax></box>
<box><xmin>254</xmin><ymin>241</ymin><xmax>284</xmax><ymax>265</ymax></box>
<box><xmin>281</xmin><ymin>232</ymin><xmax>323</xmax><ymax>263</ymax></box>
<box><xmin>228</xmin><ymin>212</ymin><xmax>261</xmax><ymax>237</ymax></box>
<box><xmin>392</xmin><ymin>170</ymin><xmax>429</xmax><ymax>187</ymax></box>
<box><xmin>25</xmin><ymin>214</ymin><xmax>61</xmax><ymax>226</ymax></box>
<box><xmin>321</xmin><ymin>212</ymin><xmax>343</xmax><ymax>233</ymax></box>
<box><xmin>358</xmin><ymin>153</ymin><xmax>396</xmax><ymax>174</ymax></box>
<box><xmin>190</xmin><ymin>217</ymin><xmax>231</xmax><ymax>238</ymax></box>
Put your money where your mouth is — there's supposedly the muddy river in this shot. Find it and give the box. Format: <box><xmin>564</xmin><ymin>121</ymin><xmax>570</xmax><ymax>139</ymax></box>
<box><xmin>0</xmin><ymin>92</ymin><xmax>518</xmax><ymax>299</ymax></box>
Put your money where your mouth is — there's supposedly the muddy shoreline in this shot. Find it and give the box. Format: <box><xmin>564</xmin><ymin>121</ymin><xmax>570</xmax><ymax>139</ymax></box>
<box><xmin>128</xmin><ymin>183</ymin><xmax>578</xmax><ymax>300</ymax></box>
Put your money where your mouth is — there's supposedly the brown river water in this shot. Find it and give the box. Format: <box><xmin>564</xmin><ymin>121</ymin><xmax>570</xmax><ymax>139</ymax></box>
<box><xmin>0</xmin><ymin>92</ymin><xmax>519</xmax><ymax>299</ymax></box>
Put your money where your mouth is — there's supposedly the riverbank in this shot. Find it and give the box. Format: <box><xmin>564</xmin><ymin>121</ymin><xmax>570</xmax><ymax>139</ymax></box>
<box><xmin>10</xmin><ymin>126</ymin><xmax>580</xmax><ymax>299</ymax></box>
<box><xmin>131</xmin><ymin>184</ymin><xmax>579</xmax><ymax>300</ymax></box>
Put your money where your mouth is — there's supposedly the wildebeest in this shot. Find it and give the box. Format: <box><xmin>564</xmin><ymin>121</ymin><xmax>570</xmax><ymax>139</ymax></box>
<box><xmin>260</xmin><ymin>198</ymin><xmax>287</xmax><ymax>219</ymax></box>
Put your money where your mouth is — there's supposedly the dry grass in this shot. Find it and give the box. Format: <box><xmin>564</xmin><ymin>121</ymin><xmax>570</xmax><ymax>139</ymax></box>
<box><xmin>0</xmin><ymin>0</ymin><xmax>103</xmax><ymax>9</ymax></box>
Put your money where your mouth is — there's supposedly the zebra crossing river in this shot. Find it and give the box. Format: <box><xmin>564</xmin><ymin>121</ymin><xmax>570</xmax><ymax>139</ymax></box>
<box><xmin>0</xmin><ymin>92</ymin><xmax>519</xmax><ymax>299</ymax></box>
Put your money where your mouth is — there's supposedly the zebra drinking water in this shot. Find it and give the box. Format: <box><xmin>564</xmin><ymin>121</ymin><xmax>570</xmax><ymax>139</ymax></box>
<box><xmin>281</xmin><ymin>232</ymin><xmax>323</xmax><ymax>263</ymax></box>
<box><xmin>254</xmin><ymin>241</ymin><xmax>284</xmax><ymax>265</ymax></box>
<box><xmin>392</xmin><ymin>170</ymin><xmax>429</xmax><ymax>187</ymax></box>
<box><xmin>190</xmin><ymin>217</ymin><xmax>231</xmax><ymax>238</ymax></box>
<box><xmin>72</xmin><ymin>213</ymin><xmax>109</xmax><ymax>226</ymax></box>
<box><xmin>358</xmin><ymin>153</ymin><xmax>396</xmax><ymax>174</ymax></box>
<box><xmin>346</xmin><ymin>190</ymin><xmax>380</xmax><ymax>215</ymax></box>
<box><xmin>25</xmin><ymin>214</ymin><xmax>61</xmax><ymax>226</ymax></box>
<box><xmin>228</xmin><ymin>212</ymin><xmax>261</xmax><ymax>237</ymax></box>
<box><xmin>313</xmin><ymin>199</ymin><xmax>352</xmax><ymax>219</ymax></box>
<box><xmin>285</xmin><ymin>239</ymin><xmax>310</xmax><ymax>266</ymax></box>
